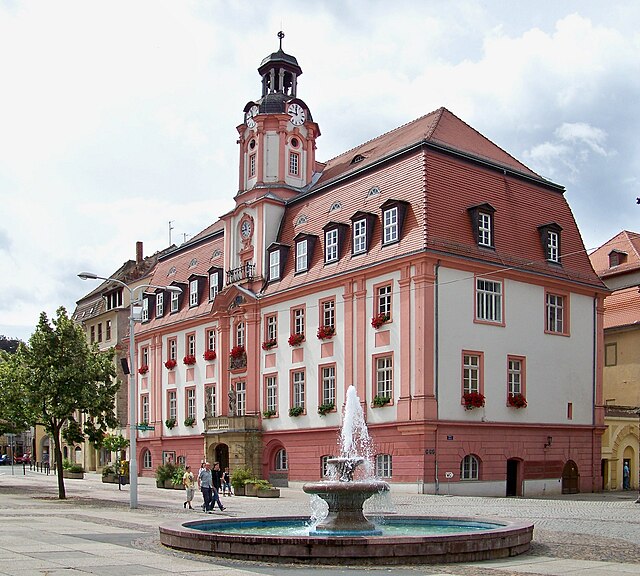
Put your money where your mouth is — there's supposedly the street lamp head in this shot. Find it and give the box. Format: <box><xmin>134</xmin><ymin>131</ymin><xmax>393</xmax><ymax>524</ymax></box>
<box><xmin>166</xmin><ymin>286</ymin><xmax>183</xmax><ymax>294</ymax></box>
<box><xmin>78</xmin><ymin>272</ymin><xmax>99</xmax><ymax>280</ymax></box>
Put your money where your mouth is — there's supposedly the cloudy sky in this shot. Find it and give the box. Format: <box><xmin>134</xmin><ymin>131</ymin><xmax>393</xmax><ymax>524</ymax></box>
<box><xmin>1</xmin><ymin>1</ymin><xmax>639</xmax><ymax>341</ymax></box>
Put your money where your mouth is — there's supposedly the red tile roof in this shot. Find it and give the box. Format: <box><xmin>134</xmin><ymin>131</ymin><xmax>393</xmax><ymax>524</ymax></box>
<box><xmin>603</xmin><ymin>285</ymin><xmax>640</xmax><ymax>329</ymax></box>
<box><xmin>589</xmin><ymin>230</ymin><xmax>640</xmax><ymax>277</ymax></box>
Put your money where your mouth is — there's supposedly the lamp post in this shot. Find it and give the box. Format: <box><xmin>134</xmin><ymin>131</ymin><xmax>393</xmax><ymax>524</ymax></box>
<box><xmin>78</xmin><ymin>272</ymin><xmax>181</xmax><ymax>509</ymax></box>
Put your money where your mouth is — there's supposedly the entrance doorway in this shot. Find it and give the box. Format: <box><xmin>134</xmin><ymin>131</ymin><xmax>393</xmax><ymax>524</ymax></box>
<box><xmin>506</xmin><ymin>459</ymin><xmax>520</xmax><ymax>496</ymax></box>
<box><xmin>212</xmin><ymin>443</ymin><xmax>230</xmax><ymax>470</ymax></box>
<box><xmin>562</xmin><ymin>460</ymin><xmax>579</xmax><ymax>494</ymax></box>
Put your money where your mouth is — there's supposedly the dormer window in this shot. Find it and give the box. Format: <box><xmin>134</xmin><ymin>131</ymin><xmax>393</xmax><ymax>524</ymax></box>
<box><xmin>294</xmin><ymin>233</ymin><xmax>317</xmax><ymax>274</ymax></box>
<box><xmin>156</xmin><ymin>292</ymin><xmax>164</xmax><ymax>318</ymax></box>
<box><xmin>323</xmin><ymin>222</ymin><xmax>348</xmax><ymax>264</ymax></box>
<box><xmin>208</xmin><ymin>268</ymin><xmax>222</xmax><ymax>300</ymax></box>
<box><xmin>189</xmin><ymin>279</ymin><xmax>198</xmax><ymax>306</ymax></box>
<box><xmin>538</xmin><ymin>223</ymin><xmax>563</xmax><ymax>264</ymax></box>
<box><xmin>267</xmin><ymin>243</ymin><xmax>289</xmax><ymax>282</ymax></box>
<box><xmin>608</xmin><ymin>250</ymin><xmax>627</xmax><ymax>268</ymax></box>
<box><xmin>141</xmin><ymin>298</ymin><xmax>149</xmax><ymax>322</ymax></box>
<box><xmin>170</xmin><ymin>289</ymin><xmax>180</xmax><ymax>313</ymax></box>
<box><xmin>380</xmin><ymin>199</ymin><xmax>409</xmax><ymax>247</ymax></box>
<box><xmin>105</xmin><ymin>288</ymin><xmax>123</xmax><ymax>311</ymax></box>
<box><xmin>351</xmin><ymin>154</ymin><xmax>365</xmax><ymax>165</ymax></box>
<box><xmin>350</xmin><ymin>211</ymin><xmax>376</xmax><ymax>255</ymax></box>
<box><xmin>468</xmin><ymin>203</ymin><xmax>496</xmax><ymax>248</ymax></box>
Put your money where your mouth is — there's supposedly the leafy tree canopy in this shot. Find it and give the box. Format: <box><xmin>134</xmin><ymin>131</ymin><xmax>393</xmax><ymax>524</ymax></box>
<box><xmin>0</xmin><ymin>335</ymin><xmax>22</xmax><ymax>354</ymax></box>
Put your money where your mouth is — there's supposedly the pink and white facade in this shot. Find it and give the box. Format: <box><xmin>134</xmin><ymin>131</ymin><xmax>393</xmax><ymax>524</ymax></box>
<box><xmin>130</xmin><ymin>39</ymin><xmax>607</xmax><ymax>496</ymax></box>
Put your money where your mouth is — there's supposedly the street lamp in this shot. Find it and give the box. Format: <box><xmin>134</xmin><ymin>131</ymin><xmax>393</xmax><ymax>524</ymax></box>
<box><xmin>78</xmin><ymin>272</ymin><xmax>182</xmax><ymax>509</ymax></box>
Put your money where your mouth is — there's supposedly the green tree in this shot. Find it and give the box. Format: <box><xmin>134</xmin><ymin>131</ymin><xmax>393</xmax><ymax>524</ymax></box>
<box><xmin>12</xmin><ymin>307</ymin><xmax>119</xmax><ymax>499</ymax></box>
<box><xmin>0</xmin><ymin>352</ymin><xmax>33</xmax><ymax>435</ymax></box>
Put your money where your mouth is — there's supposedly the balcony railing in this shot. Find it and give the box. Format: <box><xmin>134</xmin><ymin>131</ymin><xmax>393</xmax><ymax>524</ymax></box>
<box><xmin>226</xmin><ymin>262</ymin><xmax>256</xmax><ymax>285</ymax></box>
<box><xmin>204</xmin><ymin>415</ymin><xmax>261</xmax><ymax>433</ymax></box>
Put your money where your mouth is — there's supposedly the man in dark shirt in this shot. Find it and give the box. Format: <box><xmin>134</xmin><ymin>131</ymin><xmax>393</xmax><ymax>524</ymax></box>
<box><xmin>210</xmin><ymin>462</ymin><xmax>226</xmax><ymax>512</ymax></box>
<box><xmin>197</xmin><ymin>462</ymin><xmax>213</xmax><ymax>512</ymax></box>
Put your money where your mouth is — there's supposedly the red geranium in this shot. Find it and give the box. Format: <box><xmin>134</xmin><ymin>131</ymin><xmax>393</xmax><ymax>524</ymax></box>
<box><xmin>371</xmin><ymin>313</ymin><xmax>390</xmax><ymax>329</ymax></box>
<box><xmin>164</xmin><ymin>359</ymin><xmax>177</xmax><ymax>369</ymax></box>
<box><xmin>317</xmin><ymin>325</ymin><xmax>335</xmax><ymax>340</ymax></box>
<box><xmin>288</xmin><ymin>333</ymin><xmax>305</xmax><ymax>347</ymax></box>
<box><xmin>462</xmin><ymin>392</ymin><xmax>485</xmax><ymax>410</ymax></box>
<box><xmin>183</xmin><ymin>355</ymin><xmax>196</xmax><ymax>366</ymax></box>
<box><xmin>138</xmin><ymin>365</ymin><xmax>149</xmax><ymax>375</ymax></box>
<box><xmin>203</xmin><ymin>349</ymin><xmax>217</xmax><ymax>361</ymax></box>
<box><xmin>230</xmin><ymin>345</ymin><xmax>245</xmax><ymax>359</ymax></box>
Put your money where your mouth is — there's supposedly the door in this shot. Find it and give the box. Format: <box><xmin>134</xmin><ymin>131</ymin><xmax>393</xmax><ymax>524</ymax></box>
<box><xmin>562</xmin><ymin>460</ymin><xmax>579</xmax><ymax>494</ymax></box>
<box><xmin>506</xmin><ymin>459</ymin><xmax>520</xmax><ymax>496</ymax></box>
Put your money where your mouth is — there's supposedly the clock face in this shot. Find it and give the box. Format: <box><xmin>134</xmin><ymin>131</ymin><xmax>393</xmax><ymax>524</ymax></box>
<box><xmin>241</xmin><ymin>220</ymin><xmax>252</xmax><ymax>238</ymax></box>
<box><xmin>245</xmin><ymin>105</ymin><xmax>259</xmax><ymax>129</ymax></box>
<box><xmin>287</xmin><ymin>103</ymin><xmax>306</xmax><ymax>126</ymax></box>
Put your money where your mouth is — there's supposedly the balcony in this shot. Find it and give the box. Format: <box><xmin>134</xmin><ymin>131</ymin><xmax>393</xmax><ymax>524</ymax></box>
<box><xmin>204</xmin><ymin>415</ymin><xmax>261</xmax><ymax>433</ymax></box>
<box><xmin>226</xmin><ymin>262</ymin><xmax>257</xmax><ymax>285</ymax></box>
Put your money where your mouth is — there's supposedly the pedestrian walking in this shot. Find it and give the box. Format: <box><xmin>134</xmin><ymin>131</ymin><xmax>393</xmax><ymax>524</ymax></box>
<box><xmin>182</xmin><ymin>465</ymin><xmax>195</xmax><ymax>509</ymax></box>
<box><xmin>210</xmin><ymin>462</ymin><xmax>226</xmax><ymax>511</ymax></box>
<box><xmin>198</xmin><ymin>462</ymin><xmax>214</xmax><ymax>512</ymax></box>
<box><xmin>623</xmin><ymin>462</ymin><xmax>630</xmax><ymax>490</ymax></box>
<box><xmin>222</xmin><ymin>466</ymin><xmax>232</xmax><ymax>496</ymax></box>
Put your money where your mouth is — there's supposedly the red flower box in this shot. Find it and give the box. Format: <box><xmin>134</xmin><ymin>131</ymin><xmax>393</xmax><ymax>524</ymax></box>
<box><xmin>138</xmin><ymin>365</ymin><xmax>149</xmax><ymax>375</ymax></box>
<box><xmin>203</xmin><ymin>349</ymin><xmax>217</xmax><ymax>361</ymax></box>
<box><xmin>462</xmin><ymin>392</ymin><xmax>485</xmax><ymax>410</ymax></box>
<box><xmin>371</xmin><ymin>313</ymin><xmax>390</xmax><ymax>329</ymax></box>
<box><xmin>288</xmin><ymin>333</ymin><xmax>305</xmax><ymax>347</ymax></box>
<box><xmin>507</xmin><ymin>393</ymin><xmax>527</xmax><ymax>408</ymax></box>
<box><xmin>164</xmin><ymin>359</ymin><xmax>177</xmax><ymax>369</ymax></box>
<box><xmin>317</xmin><ymin>325</ymin><xmax>335</xmax><ymax>340</ymax></box>
<box><xmin>261</xmin><ymin>339</ymin><xmax>277</xmax><ymax>351</ymax></box>
<box><xmin>230</xmin><ymin>345</ymin><xmax>245</xmax><ymax>359</ymax></box>
<box><xmin>183</xmin><ymin>355</ymin><xmax>196</xmax><ymax>366</ymax></box>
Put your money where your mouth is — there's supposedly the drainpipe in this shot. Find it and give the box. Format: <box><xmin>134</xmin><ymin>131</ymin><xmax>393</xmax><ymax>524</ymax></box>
<box><xmin>434</xmin><ymin>260</ymin><xmax>440</xmax><ymax>494</ymax></box>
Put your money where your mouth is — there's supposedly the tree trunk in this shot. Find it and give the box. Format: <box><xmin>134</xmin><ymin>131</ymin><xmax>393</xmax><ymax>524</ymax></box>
<box><xmin>52</xmin><ymin>423</ymin><xmax>66</xmax><ymax>499</ymax></box>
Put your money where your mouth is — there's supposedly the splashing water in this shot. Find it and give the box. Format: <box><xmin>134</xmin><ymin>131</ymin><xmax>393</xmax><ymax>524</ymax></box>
<box><xmin>337</xmin><ymin>385</ymin><xmax>375</xmax><ymax>480</ymax></box>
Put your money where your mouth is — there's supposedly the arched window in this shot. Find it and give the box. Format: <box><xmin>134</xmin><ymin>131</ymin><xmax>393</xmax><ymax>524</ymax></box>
<box><xmin>460</xmin><ymin>455</ymin><xmax>479</xmax><ymax>480</ymax></box>
<box><xmin>275</xmin><ymin>448</ymin><xmax>287</xmax><ymax>471</ymax></box>
<box><xmin>376</xmin><ymin>454</ymin><xmax>392</xmax><ymax>478</ymax></box>
<box><xmin>142</xmin><ymin>449</ymin><xmax>152</xmax><ymax>470</ymax></box>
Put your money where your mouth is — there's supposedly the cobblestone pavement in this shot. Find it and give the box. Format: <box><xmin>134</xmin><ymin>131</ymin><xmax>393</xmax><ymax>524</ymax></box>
<box><xmin>1</xmin><ymin>468</ymin><xmax>639</xmax><ymax>575</ymax></box>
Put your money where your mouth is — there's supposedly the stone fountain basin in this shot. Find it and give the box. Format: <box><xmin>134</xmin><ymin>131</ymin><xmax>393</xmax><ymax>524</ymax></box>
<box><xmin>159</xmin><ymin>515</ymin><xmax>534</xmax><ymax>565</ymax></box>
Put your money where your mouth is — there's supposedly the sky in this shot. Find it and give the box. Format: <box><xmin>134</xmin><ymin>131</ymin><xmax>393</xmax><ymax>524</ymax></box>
<box><xmin>1</xmin><ymin>0</ymin><xmax>639</xmax><ymax>342</ymax></box>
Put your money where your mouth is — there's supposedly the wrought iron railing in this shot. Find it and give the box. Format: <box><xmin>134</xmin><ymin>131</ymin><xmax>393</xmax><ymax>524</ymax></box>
<box><xmin>226</xmin><ymin>262</ymin><xmax>256</xmax><ymax>284</ymax></box>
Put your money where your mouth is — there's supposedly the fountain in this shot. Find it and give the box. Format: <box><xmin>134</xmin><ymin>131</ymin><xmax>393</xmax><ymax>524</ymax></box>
<box><xmin>159</xmin><ymin>385</ymin><xmax>534</xmax><ymax>564</ymax></box>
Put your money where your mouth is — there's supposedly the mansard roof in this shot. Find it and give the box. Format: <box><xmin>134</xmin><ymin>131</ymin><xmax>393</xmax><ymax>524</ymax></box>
<box><xmin>589</xmin><ymin>230</ymin><xmax>640</xmax><ymax>278</ymax></box>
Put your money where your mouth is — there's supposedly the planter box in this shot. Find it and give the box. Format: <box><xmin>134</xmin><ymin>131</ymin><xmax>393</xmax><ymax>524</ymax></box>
<box><xmin>244</xmin><ymin>483</ymin><xmax>258</xmax><ymax>497</ymax></box>
<box><xmin>63</xmin><ymin>471</ymin><xmax>84</xmax><ymax>479</ymax></box>
<box><xmin>232</xmin><ymin>485</ymin><xmax>246</xmax><ymax>496</ymax></box>
<box><xmin>164</xmin><ymin>480</ymin><xmax>175</xmax><ymax>489</ymax></box>
<box><xmin>257</xmin><ymin>488</ymin><xmax>280</xmax><ymax>498</ymax></box>
<box><xmin>103</xmin><ymin>474</ymin><xmax>130</xmax><ymax>485</ymax></box>
<box><xmin>156</xmin><ymin>480</ymin><xmax>164</xmax><ymax>489</ymax></box>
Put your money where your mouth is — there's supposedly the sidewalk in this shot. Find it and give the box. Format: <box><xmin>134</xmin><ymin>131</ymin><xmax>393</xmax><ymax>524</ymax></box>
<box><xmin>0</xmin><ymin>469</ymin><xmax>639</xmax><ymax>576</ymax></box>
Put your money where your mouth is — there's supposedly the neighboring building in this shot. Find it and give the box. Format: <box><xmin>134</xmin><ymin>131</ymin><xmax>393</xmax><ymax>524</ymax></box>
<box><xmin>130</xmin><ymin>38</ymin><xmax>606</xmax><ymax>496</ymax></box>
<box><xmin>73</xmin><ymin>242</ymin><xmax>167</xmax><ymax>471</ymax></box>
<box><xmin>590</xmin><ymin>230</ymin><xmax>640</xmax><ymax>491</ymax></box>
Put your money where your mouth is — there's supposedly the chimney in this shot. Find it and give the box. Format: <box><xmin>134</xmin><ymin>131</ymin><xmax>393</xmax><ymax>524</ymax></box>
<box><xmin>136</xmin><ymin>241</ymin><xmax>143</xmax><ymax>264</ymax></box>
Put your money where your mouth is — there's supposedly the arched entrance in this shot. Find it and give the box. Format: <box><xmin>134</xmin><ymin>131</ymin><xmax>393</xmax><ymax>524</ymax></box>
<box><xmin>562</xmin><ymin>460</ymin><xmax>579</xmax><ymax>494</ymax></box>
<box><xmin>208</xmin><ymin>443</ymin><xmax>229</xmax><ymax>469</ymax></box>
<box><xmin>506</xmin><ymin>459</ymin><xmax>521</xmax><ymax>496</ymax></box>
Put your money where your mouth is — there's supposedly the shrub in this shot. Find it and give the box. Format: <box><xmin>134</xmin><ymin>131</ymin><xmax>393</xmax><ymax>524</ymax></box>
<box><xmin>289</xmin><ymin>406</ymin><xmax>304</xmax><ymax>417</ymax></box>
<box><xmin>184</xmin><ymin>416</ymin><xmax>196</xmax><ymax>427</ymax></box>
<box><xmin>165</xmin><ymin>418</ymin><xmax>176</xmax><ymax>429</ymax></box>
<box><xmin>155</xmin><ymin>462</ymin><xmax>177</xmax><ymax>483</ymax></box>
<box><xmin>230</xmin><ymin>466</ymin><xmax>254</xmax><ymax>490</ymax></box>
<box><xmin>373</xmin><ymin>395</ymin><xmax>391</xmax><ymax>407</ymax></box>
<box><xmin>318</xmin><ymin>402</ymin><xmax>335</xmax><ymax>416</ymax></box>
<box><xmin>262</xmin><ymin>409</ymin><xmax>276</xmax><ymax>418</ymax></box>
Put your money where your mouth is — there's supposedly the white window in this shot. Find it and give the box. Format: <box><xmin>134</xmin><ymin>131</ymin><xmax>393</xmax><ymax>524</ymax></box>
<box><xmin>478</xmin><ymin>212</ymin><xmax>492</xmax><ymax>246</ymax></box>
<box><xmin>293</xmin><ymin>371</ymin><xmax>305</xmax><ymax>409</ymax></box>
<box><xmin>236</xmin><ymin>322</ymin><xmax>245</xmax><ymax>347</ymax></box>
<box><xmin>508</xmin><ymin>358</ymin><xmax>523</xmax><ymax>396</ymax></box>
<box><xmin>207</xmin><ymin>329</ymin><xmax>215</xmax><ymax>352</ymax></box>
<box><xmin>171</xmin><ymin>290</ymin><xmax>179</xmax><ymax>312</ymax></box>
<box><xmin>142</xmin><ymin>450</ymin><xmax>152</xmax><ymax>469</ymax></box>
<box><xmin>289</xmin><ymin>152</ymin><xmax>299</xmax><ymax>176</ymax></box>
<box><xmin>323</xmin><ymin>299</ymin><xmax>335</xmax><ymax>329</ymax></box>
<box><xmin>376</xmin><ymin>454</ymin><xmax>392</xmax><ymax>478</ymax></box>
<box><xmin>546</xmin><ymin>293</ymin><xmax>564</xmax><ymax>333</ymax></box>
<box><xmin>275</xmin><ymin>448</ymin><xmax>287</xmax><ymax>471</ymax></box>
<box><xmin>141</xmin><ymin>395</ymin><xmax>149</xmax><ymax>424</ymax></box>
<box><xmin>476</xmin><ymin>278</ymin><xmax>502</xmax><ymax>323</ymax></box>
<box><xmin>168</xmin><ymin>338</ymin><xmax>176</xmax><ymax>361</ymax></box>
<box><xmin>376</xmin><ymin>356</ymin><xmax>392</xmax><ymax>398</ymax></box>
<box><xmin>249</xmin><ymin>153</ymin><xmax>256</xmax><ymax>177</ymax></box>
<box><xmin>269</xmin><ymin>250</ymin><xmax>280</xmax><ymax>280</ymax></box>
<box><xmin>141</xmin><ymin>298</ymin><xmax>149</xmax><ymax>322</ymax></box>
<box><xmin>463</xmin><ymin>354</ymin><xmax>480</xmax><ymax>394</ymax></box>
<box><xmin>383</xmin><ymin>206</ymin><xmax>398</xmax><ymax>244</ymax></box>
<box><xmin>156</xmin><ymin>293</ymin><xmax>164</xmax><ymax>317</ymax></box>
<box><xmin>267</xmin><ymin>315</ymin><xmax>277</xmax><ymax>341</ymax></box>
<box><xmin>189</xmin><ymin>280</ymin><xmax>198</xmax><ymax>306</ymax></box>
<box><xmin>377</xmin><ymin>284</ymin><xmax>392</xmax><ymax>316</ymax></box>
<box><xmin>353</xmin><ymin>219</ymin><xmax>366</xmax><ymax>254</ymax></box>
<box><xmin>106</xmin><ymin>289</ymin><xmax>123</xmax><ymax>310</ymax></box>
<box><xmin>296</xmin><ymin>239</ymin><xmax>308</xmax><ymax>272</ymax></box>
<box><xmin>266</xmin><ymin>375</ymin><xmax>277</xmax><ymax>413</ymax></box>
<box><xmin>293</xmin><ymin>308</ymin><xmax>305</xmax><ymax>335</ymax></box>
<box><xmin>209</xmin><ymin>271</ymin><xmax>219</xmax><ymax>300</ymax></box>
<box><xmin>142</xmin><ymin>347</ymin><xmax>149</xmax><ymax>367</ymax></box>
<box><xmin>187</xmin><ymin>389</ymin><xmax>196</xmax><ymax>419</ymax></box>
<box><xmin>205</xmin><ymin>385</ymin><xmax>216</xmax><ymax>417</ymax></box>
<box><xmin>321</xmin><ymin>366</ymin><xmax>336</xmax><ymax>405</ymax></box>
<box><xmin>461</xmin><ymin>455</ymin><xmax>479</xmax><ymax>480</ymax></box>
<box><xmin>168</xmin><ymin>390</ymin><xmax>177</xmax><ymax>420</ymax></box>
<box><xmin>236</xmin><ymin>382</ymin><xmax>246</xmax><ymax>416</ymax></box>
<box><xmin>547</xmin><ymin>231</ymin><xmax>559</xmax><ymax>263</ymax></box>
<box><xmin>187</xmin><ymin>334</ymin><xmax>196</xmax><ymax>356</ymax></box>
<box><xmin>325</xmin><ymin>229</ymin><xmax>338</xmax><ymax>263</ymax></box>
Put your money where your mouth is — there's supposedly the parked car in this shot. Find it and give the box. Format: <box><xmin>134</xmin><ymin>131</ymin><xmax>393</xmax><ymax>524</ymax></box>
<box><xmin>14</xmin><ymin>454</ymin><xmax>30</xmax><ymax>464</ymax></box>
<box><xmin>0</xmin><ymin>454</ymin><xmax>9</xmax><ymax>465</ymax></box>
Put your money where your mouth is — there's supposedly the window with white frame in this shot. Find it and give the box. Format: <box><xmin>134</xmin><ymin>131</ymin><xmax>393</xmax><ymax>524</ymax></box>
<box><xmin>296</xmin><ymin>239</ymin><xmax>308</xmax><ymax>272</ymax></box>
<box><xmin>141</xmin><ymin>298</ymin><xmax>149</xmax><ymax>322</ymax></box>
<box><xmin>322</xmin><ymin>299</ymin><xmax>335</xmax><ymax>329</ymax></box>
<box><xmin>478</xmin><ymin>212</ymin><xmax>492</xmax><ymax>246</ymax></box>
<box><xmin>266</xmin><ymin>375</ymin><xmax>277</xmax><ymax>413</ymax></box>
<box><xmin>171</xmin><ymin>290</ymin><xmax>179</xmax><ymax>312</ymax></box>
<box><xmin>376</xmin><ymin>356</ymin><xmax>393</xmax><ymax>398</ymax></box>
<box><xmin>168</xmin><ymin>390</ymin><xmax>177</xmax><ymax>420</ymax></box>
<box><xmin>105</xmin><ymin>289</ymin><xmax>123</xmax><ymax>310</ymax></box>
<box><xmin>187</xmin><ymin>334</ymin><xmax>196</xmax><ymax>356</ymax></box>
<box><xmin>275</xmin><ymin>448</ymin><xmax>287</xmax><ymax>471</ymax></box>
<box><xmin>376</xmin><ymin>454</ymin><xmax>392</xmax><ymax>478</ymax></box>
<box><xmin>508</xmin><ymin>357</ymin><xmax>523</xmax><ymax>396</ymax></box>
<box><xmin>206</xmin><ymin>329</ymin><xmax>215</xmax><ymax>352</ymax></box>
<box><xmin>186</xmin><ymin>388</ymin><xmax>196</xmax><ymax>419</ymax></box>
<box><xmin>463</xmin><ymin>354</ymin><xmax>480</xmax><ymax>394</ymax></box>
<box><xmin>267</xmin><ymin>314</ymin><xmax>277</xmax><ymax>341</ymax></box>
<box><xmin>236</xmin><ymin>381</ymin><xmax>246</xmax><ymax>416</ymax></box>
<box><xmin>269</xmin><ymin>250</ymin><xmax>280</xmax><ymax>280</ymax></box>
<box><xmin>142</xmin><ymin>347</ymin><xmax>149</xmax><ymax>368</ymax></box>
<box><xmin>547</xmin><ymin>231</ymin><xmax>559</xmax><ymax>263</ymax></box>
<box><xmin>476</xmin><ymin>278</ymin><xmax>502</xmax><ymax>323</ymax></box>
<box><xmin>383</xmin><ymin>205</ymin><xmax>398</xmax><ymax>244</ymax></box>
<box><xmin>205</xmin><ymin>385</ymin><xmax>216</xmax><ymax>417</ymax></box>
<box><xmin>189</xmin><ymin>280</ymin><xmax>198</xmax><ymax>306</ymax></box>
<box><xmin>321</xmin><ymin>365</ymin><xmax>336</xmax><ymax>406</ymax></box>
<box><xmin>321</xmin><ymin>455</ymin><xmax>334</xmax><ymax>478</ymax></box>
<box><xmin>293</xmin><ymin>307</ymin><xmax>305</xmax><ymax>336</ymax></box>
<box><xmin>141</xmin><ymin>395</ymin><xmax>149</xmax><ymax>424</ymax></box>
<box><xmin>289</xmin><ymin>151</ymin><xmax>299</xmax><ymax>176</ymax></box>
<box><xmin>106</xmin><ymin>320</ymin><xmax>112</xmax><ymax>341</ymax></box>
<box><xmin>546</xmin><ymin>293</ymin><xmax>565</xmax><ymax>334</ymax></box>
<box><xmin>156</xmin><ymin>293</ymin><xmax>164</xmax><ymax>317</ymax></box>
<box><xmin>249</xmin><ymin>153</ymin><xmax>256</xmax><ymax>177</ymax></box>
<box><xmin>236</xmin><ymin>321</ymin><xmax>245</xmax><ymax>347</ymax></box>
<box><xmin>325</xmin><ymin>228</ymin><xmax>338</xmax><ymax>263</ymax></box>
<box><xmin>168</xmin><ymin>338</ymin><xmax>176</xmax><ymax>361</ymax></box>
<box><xmin>142</xmin><ymin>449</ymin><xmax>152</xmax><ymax>469</ymax></box>
<box><xmin>209</xmin><ymin>271</ymin><xmax>219</xmax><ymax>300</ymax></box>
<box><xmin>461</xmin><ymin>454</ymin><xmax>479</xmax><ymax>480</ymax></box>
<box><xmin>292</xmin><ymin>370</ymin><xmax>305</xmax><ymax>409</ymax></box>
<box><xmin>377</xmin><ymin>284</ymin><xmax>392</xmax><ymax>316</ymax></box>
<box><xmin>353</xmin><ymin>218</ymin><xmax>367</xmax><ymax>254</ymax></box>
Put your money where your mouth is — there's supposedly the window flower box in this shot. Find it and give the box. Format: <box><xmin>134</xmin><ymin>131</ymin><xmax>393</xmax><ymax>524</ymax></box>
<box><xmin>316</xmin><ymin>325</ymin><xmax>335</xmax><ymax>340</ymax></box>
<box><xmin>288</xmin><ymin>333</ymin><xmax>305</xmax><ymax>347</ymax></box>
<box><xmin>507</xmin><ymin>393</ymin><xmax>527</xmax><ymax>408</ymax></box>
<box><xmin>317</xmin><ymin>402</ymin><xmax>335</xmax><ymax>416</ymax></box>
<box><xmin>165</xmin><ymin>418</ymin><xmax>176</xmax><ymax>429</ymax></box>
<box><xmin>289</xmin><ymin>406</ymin><xmax>304</xmax><ymax>417</ymax></box>
<box><xmin>261</xmin><ymin>338</ymin><xmax>277</xmax><ymax>351</ymax></box>
<box><xmin>373</xmin><ymin>395</ymin><xmax>391</xmax><ymax>407</ymax></box>
<box><xmin>371</xmin><ymin>313</ymin><xmax>390</xmax><ymax>329</ymax></box>
<box><xmin>203</xmin><ymin>349</ymin><xmax>217</xmax><ymax>361</ymax></box>
<box><xmin>184</xmin><ymin>416</ymin><xmax>196</xmax><ymax>427</ymax></box>
<box><xmin>230</xmin><ymin>345</ymin><xmax>245</xmax><ymax>359</ymax></box>
<box><xmin>138</xmin><ymin>365</ymin><xmax>149</xmax><ymax>375</ymax></box>
<box><xmin>183</xmin><ymin>355</ymin><xmax>196</xmax><ymax>366</ymax></box>
<box><xmin>164</xmin><ymin>359</ymin><xmax>177</xmax><ymax>370</ymax></box>
<box><xmin>262</xmin><ymin>409</ymin><xmax>276</xmax><ymax>419</ymax></box>
<box><xmin>463</xmin><ymin>392</ymin><xmax>485</xmax><ymax>410</ymax></box>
